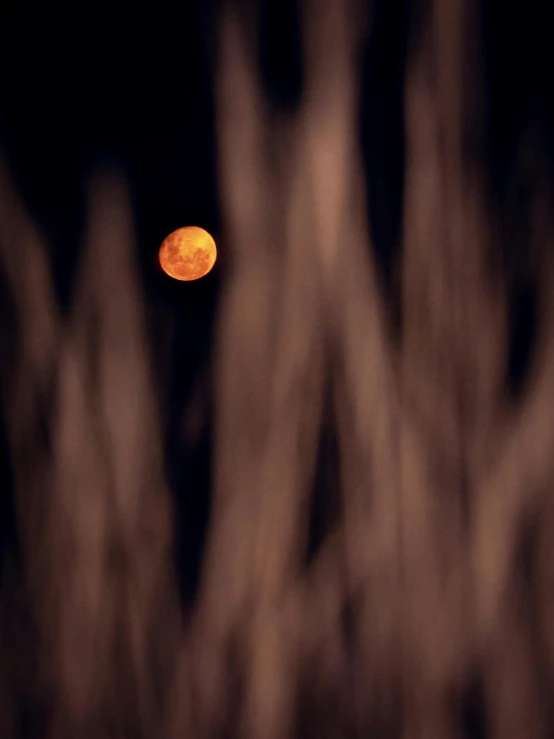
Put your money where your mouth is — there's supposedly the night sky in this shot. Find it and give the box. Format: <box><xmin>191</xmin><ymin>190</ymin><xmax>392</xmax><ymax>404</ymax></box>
<box><xmin>1</xmin><ymin>0</ymin><xmax>553</xmax><ymax>604</ymax></box>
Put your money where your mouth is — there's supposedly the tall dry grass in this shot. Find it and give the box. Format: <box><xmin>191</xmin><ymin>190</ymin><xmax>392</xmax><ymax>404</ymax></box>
<box><xmin>2</xmin><ymin>0</ymin><xmax>554</xmax><ymax>737</ymax></box>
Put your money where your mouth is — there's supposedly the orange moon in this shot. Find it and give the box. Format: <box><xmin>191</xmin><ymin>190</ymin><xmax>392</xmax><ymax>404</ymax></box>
<box><xmin>159</xmin><ymin>226</ymin><xmax>217</xmax><ymax>281</ymax></box>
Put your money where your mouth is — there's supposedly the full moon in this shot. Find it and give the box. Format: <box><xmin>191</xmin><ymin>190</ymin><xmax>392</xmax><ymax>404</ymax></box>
<box><xmin>159</xmin><ymin>226</ymin><xmax>217</xmax><ymax>281</ymax></box>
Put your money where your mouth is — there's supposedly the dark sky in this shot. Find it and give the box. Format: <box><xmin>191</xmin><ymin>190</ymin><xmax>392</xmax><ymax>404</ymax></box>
<box><xmin>0</xmin><ymin>4</ymin><xmax>219</xmax><ymax>289</ymax></box>
<box><xmin>1</xmin><ymin>0</ymin><xmax>553</xmax><ymax>604</ymax></box>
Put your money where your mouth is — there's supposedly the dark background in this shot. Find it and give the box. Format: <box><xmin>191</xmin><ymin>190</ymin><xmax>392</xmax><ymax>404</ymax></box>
<box><xmin>0</xmin><ymin>0</ymin><xmax>553</xmax><ymax>607</ymax></box>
